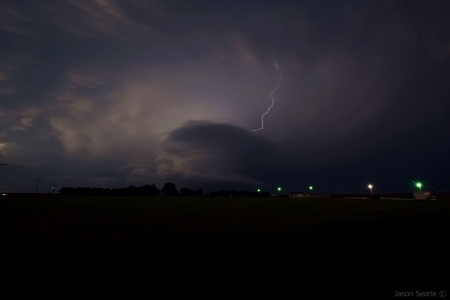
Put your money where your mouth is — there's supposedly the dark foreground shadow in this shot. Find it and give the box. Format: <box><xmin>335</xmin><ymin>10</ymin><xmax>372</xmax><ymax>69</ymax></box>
<box><xmin>3</xmin><ymin>256</ymin><xmax>448</xmax><ymax>299</ymax></box>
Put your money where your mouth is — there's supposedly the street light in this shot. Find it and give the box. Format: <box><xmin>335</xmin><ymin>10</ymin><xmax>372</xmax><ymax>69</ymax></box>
<box><xmin>415</xmin><ymin>182</ymin><xmax>422</xmax><ymax>191</ymax></box>
<box><xmin>277</xmin><ymin>187</ymin><xmax>282</xmax><ymax>192</ymax></box>
<box><xmin>257</xmin><ymin>189</ymin><xmax>261</xmax><ymax>193</ymax></box>
<box><xmin>368</xmin><ymin>184</ymin><xmax>373</xmax><ymax>195</ymax></box>
<box><xmin>309</xmin><ymin>186</ymin><xmax>313</xmax><ymax>191</ymax></box>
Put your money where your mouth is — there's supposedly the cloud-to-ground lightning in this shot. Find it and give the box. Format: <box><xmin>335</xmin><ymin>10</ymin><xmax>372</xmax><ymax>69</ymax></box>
<box><xmin>251</xmin><ymin>74</ymin><xmax>282</xmax><ymax>132</ymax></box>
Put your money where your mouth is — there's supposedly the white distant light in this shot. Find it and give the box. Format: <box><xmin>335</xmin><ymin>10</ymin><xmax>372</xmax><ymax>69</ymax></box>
<box><xmin>2</xmin><ymin>193</ymin><xmax>8</xmax><ymax>196</ymax></box>
<box><xmin>367</xmin><ymin>184</ymin><xmax>373</xmax><ymax>190</ymax></box>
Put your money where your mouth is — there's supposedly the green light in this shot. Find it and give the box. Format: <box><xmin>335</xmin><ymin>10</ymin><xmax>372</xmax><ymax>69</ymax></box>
<box><xmin>416</xmin><ymin>182</ymin><xmax>422</xmax><ymax>189</ymax></box>
<box><xmin>257</xmin><ymin>189</ymin><xmax>261</xmax><ymax>192</ymax></box>
<box><xmin>309</xmin><ymin>186</ymin><xmax>313</xmax><ymax>190</ymax></box>
<box><xmin>277</xmin><ymin>187</ymin><xmax>281</xmax><ymax>191</ymax></box>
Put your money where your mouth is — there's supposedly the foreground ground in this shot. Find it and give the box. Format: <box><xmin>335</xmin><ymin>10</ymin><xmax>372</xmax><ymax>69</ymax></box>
<box><xmin>1</xmin><ymin>196</ymin><xmax>449</xmax><ymax>297</ymax></box>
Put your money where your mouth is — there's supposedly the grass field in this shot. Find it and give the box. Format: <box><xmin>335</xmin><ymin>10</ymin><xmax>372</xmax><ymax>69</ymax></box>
<box><xmin>1</xmin><ymin>196</ymin><xmax>449</xmax><ymax>297</ymax></box>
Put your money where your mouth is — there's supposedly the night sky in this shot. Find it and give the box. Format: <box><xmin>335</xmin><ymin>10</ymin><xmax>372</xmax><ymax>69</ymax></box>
<box><xmin>1</xmin><ymin>0</ymin><xmax>449</xmax><ymax>194</ymax></box>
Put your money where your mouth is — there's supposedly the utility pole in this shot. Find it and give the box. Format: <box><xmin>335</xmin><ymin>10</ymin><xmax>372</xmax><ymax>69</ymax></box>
<box><xmin>48</xmin><ymin>183</ymin><xmax>52</xmax><ymax>194</ymax></box>
<box><xmin>34</xmin><ymin>179</ymin><xmax>41</xmax><ymax>193</ymax></box>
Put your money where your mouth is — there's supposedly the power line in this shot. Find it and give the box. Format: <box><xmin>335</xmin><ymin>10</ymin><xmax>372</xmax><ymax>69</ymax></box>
<box><xmin>405</xmin><ymin>0</ymin><xmax>450</xmax><ymax>122</ymax></box>
<box><xmin>0</xmin><ymin>163</ymin><xmax>63</xmax><ymax>193</ymax></box>
<box><xmin>0</xmin><ymin>163</ymin><xmax>49</xmax><ymax>191</ymax></box>
<box><xmin>34</xmin><ymin>179</ymin><xmax>41</xmax><ymax>193</ymax></box>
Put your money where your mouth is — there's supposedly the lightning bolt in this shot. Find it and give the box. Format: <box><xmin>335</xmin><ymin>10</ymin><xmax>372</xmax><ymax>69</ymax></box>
<box><xmin>251</xmin><ymin>74</ymin><xmax>282</xmax><ymax>132</ymax></box>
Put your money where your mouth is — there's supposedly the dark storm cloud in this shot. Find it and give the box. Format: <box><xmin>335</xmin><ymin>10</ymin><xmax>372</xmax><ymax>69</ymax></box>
<box><xmin>1</xmin><ymin>0</ymin><xmax>449</xmax><ymax>193</ymax></box>
<box><xmin>159</xmin><ymin>121</ymin><xmax>277</xmax><ymax>188</ymax></box>
<box><xmin>163</xmin><ymin>120</ymin><xmax>277</xmax><ymax>158</ymax></box>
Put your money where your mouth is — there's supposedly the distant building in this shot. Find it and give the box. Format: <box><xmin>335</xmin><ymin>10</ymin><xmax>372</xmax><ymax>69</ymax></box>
<box><xmin>289</xmin><ymin>191</ymin><xmax>308</xmax><ymax>198</ymax></box>
<box><xmin>413</xmin><ymin>191</ymin><xmax>431</xmax><ymax>200</ymax></box>
<box><xmin>309</xmin><ymin>194</ymin><xmax>331</xmax><ymax>198</ymax></box>
<box><xmin>290</xmin><ymin>193</ymin><xmax>331</xmax><ymax>198</ymax></box>
<box><xmin>436</xmin><ymin>191</ymin><xmax>450</xmax><ymax>201</ymax></box>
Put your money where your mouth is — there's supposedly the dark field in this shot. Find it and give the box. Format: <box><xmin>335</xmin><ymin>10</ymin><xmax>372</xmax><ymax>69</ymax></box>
<box><xmin>1</xmin><ymin>196</ymin><xmax>449</xmax><ymax>297</ymax></box>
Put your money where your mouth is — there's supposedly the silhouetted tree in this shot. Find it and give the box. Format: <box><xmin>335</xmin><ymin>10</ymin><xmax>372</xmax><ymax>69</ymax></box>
<box><xmin>180</xmin><ymin>188</ymin><xmax>192</xmax><ymax>196</ymax></box>
<box><xmin>59</xmin><ymin>184</ymin><xmax>160</xmax><ymax>196</ymax></box>
<box><xmin>162</xmin><ymin>183</ymin><xmax>178</xmax><ymax>196</ymax></box>
<box><xmin>142</xmin><ymin>184</ymin><xmax>159</xmax><ymax>196</ymax></box>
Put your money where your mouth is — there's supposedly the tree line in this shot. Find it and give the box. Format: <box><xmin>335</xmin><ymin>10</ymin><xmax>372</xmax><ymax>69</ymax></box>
<box><xmin>59</xmin><ymin>183</ymin><xmax>270</xmax><ymax>197</ymax></box>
